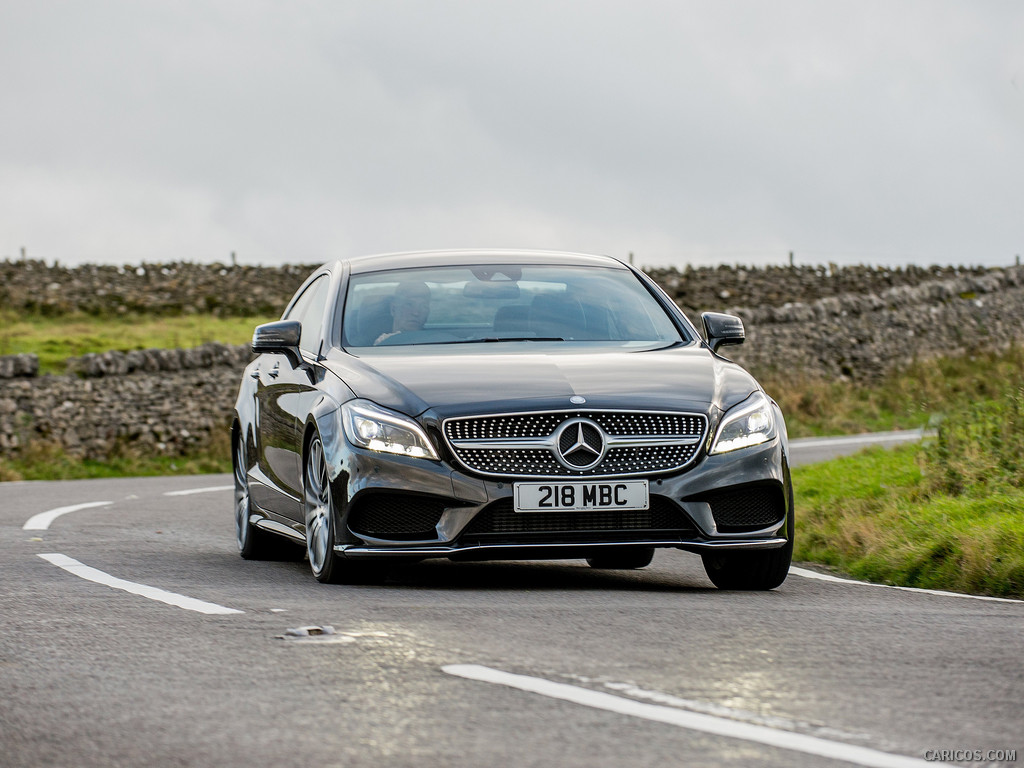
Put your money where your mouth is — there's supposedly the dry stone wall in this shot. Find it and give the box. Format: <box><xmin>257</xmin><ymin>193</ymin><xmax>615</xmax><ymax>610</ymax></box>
<box><xmin>1</xmin><ymin>257</ymin><xmax>1005</xmax><ymax>316</ymax></box>
<box><xmin>0</xmin><ymin>343</ymin><xmax>252</xmax><ymax>460</ymax></box>
<box><xmin>0</xmin><ymin>368</ymin><xmax>240</xmax><ymax>459</ymax></box>
<box><xmin>718</xmin><ymin>266</ymin><xmax>1024</xmax><ymax>379</ymax></box>
<box><xmin>2</xmin><ymin>260</ymin><xmax>1023</xmax><ymax>461</ymax></box>
<box><xmin>0</xmin><ymin>260</ymin><xmax>313</xmax><ymax>317</ymax></box>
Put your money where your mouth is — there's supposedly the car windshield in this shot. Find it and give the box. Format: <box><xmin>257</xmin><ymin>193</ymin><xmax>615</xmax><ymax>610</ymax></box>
<box><xmin>341</xmin><ymin>264</ymin><xmax>686</xmax><ymax>348</ymax></box>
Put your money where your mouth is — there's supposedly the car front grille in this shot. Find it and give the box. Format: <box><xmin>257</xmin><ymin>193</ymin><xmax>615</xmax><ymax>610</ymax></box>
<box><xmin>699</xmin><ymin>484</ymin><xmax>786</xmax><ymax>532</ymax></box>
<box><xmin>443</xmin><ymin>410</ymin><xmax>708</xmax><ymax>478</ymax></box>
<box><xmin>459</xmin><ymin>496</ymin><xmax>697</xmax><ymax>544</ymax></box>
<box><xmin>347</xmin><ymin>494</ymin><xmax>447</xmax><ymax>540</ymax></box>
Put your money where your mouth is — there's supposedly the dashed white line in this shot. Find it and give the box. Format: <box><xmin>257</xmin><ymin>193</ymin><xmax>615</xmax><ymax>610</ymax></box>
<box><xmin>38</xmin><ymin>553</ymin><xmax>243</xmax><ymax>615</ymax></box>
<box><xmin>164</xmin><ymin>485</ymin><xmax>233</xmax><ymax>496</ymax></box>
<box><xmin>23</xmin><ymin>501</ymin><xmax>113</xmax><ymax>531</ymax></box>
<box><xmin>790</xmin><ymin>567</ymin><xmax>1024</xmax><ymax>604</ymax></box>
<box><xmin>442</xmin><ymin>665</ymin><xmax>953</xmax><ymax>768</ymax></box>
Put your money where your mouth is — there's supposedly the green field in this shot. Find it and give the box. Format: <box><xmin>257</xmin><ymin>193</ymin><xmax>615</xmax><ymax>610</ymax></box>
<box><xmin>0</xmin><ymin>310</ymin><xmax>273</xmax><ymax>374</ymax></box>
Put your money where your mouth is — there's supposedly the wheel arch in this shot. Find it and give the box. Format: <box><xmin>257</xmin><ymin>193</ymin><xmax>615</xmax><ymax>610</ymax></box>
<box><xmin>301</xmin><ymin>396</ymin><xmax>351</xmax><ymax>547</ymax></box>
<box><xmin>230</xmin><ymin>415</ymin><xmax>244</xmax><ymax>469</ymax></box>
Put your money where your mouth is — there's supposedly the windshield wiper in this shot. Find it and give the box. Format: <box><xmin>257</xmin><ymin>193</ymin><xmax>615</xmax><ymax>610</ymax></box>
<box><xmin>420</xmin><ymin>336</ymin><xmax>567</xmax><ymax>345</ymax></box>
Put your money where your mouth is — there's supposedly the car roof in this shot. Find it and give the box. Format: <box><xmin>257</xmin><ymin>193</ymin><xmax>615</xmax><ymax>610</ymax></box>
<box><xmin>342</xmin><ymin>249</ymin><xmax>629</xmax><ymax>275</ymax></box>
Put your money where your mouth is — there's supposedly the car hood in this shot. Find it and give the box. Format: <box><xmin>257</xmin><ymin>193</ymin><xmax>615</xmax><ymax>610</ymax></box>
<box><xmin>324</xmin><ymin>344</ymin><xmax>759</xmax><ymax>420</ymax></box>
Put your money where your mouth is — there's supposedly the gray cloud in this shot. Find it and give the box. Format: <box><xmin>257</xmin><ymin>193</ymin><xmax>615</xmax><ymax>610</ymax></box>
<box><xmin>2</xmin><ymin>0</ymin><xmax>1022</xmax><ymax>268</ymax></box>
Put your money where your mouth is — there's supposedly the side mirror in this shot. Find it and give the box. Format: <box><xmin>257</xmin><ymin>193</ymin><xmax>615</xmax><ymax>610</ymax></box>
<box><xmin>701</xmin><ymin>312</ymin><xmax>745</xmax><ymax>353</ymax></box>
<box><xmin>252</xmin><ymin>320</ymin><xmax>302</xmax><ymax>364</ymax></box>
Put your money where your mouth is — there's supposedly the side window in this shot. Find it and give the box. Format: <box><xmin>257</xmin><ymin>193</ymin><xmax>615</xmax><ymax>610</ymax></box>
<box><xmin>300</xmin><ymin>276</ymin><xmax>330</xmax><ymax>354</ymax></box>
<box><xmin>288</xmin><ymin>275</ymin><xmax>330</xmax><ymax>355</ymax></box>
<box><xmin>283</xmin><ymin>286</ymin><xmax>312</xmax><ymax>322</ymax></box>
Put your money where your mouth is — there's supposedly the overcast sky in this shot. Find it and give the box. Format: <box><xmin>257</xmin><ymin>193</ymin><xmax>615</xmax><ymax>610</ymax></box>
<box><xmin>2</xmin><ymin>1</ymin><xmax>1022</xmax><ymax>269</ymax></box>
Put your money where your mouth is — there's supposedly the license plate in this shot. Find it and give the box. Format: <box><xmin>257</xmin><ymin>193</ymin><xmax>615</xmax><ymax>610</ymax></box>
<box><xmin>513</xmin><ymin>480</ymin><xmax>649</xmax><ymax>513</ymax></box>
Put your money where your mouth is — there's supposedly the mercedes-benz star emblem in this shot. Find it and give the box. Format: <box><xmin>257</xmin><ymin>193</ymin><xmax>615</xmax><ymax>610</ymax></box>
<box><xmin>554</xmin><ymin>417</ymin><xmax>606</xmax><ymax>470</ymax></box>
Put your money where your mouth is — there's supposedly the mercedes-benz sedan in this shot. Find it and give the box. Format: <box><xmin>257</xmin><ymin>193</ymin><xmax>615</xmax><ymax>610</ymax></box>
<box><xmin>232</xmin><ymin>250</ymin><xmax>793</xmax><ymax>589</ymax></box>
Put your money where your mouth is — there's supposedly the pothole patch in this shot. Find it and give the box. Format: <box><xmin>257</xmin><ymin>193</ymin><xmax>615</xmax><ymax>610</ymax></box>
<box><xmin>275</xmin><ymin>626</ymin><xmax>390</xmax><ymax>644</ymax></box>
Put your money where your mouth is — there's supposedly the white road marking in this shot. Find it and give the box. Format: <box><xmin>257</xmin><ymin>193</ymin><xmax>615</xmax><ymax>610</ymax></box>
<box><xmin>443</xmin><ymin>665</ymin><xmax>953</xmax><ymax>768</ymax></box>
<box><xmin>23</xmin><ymin>501</ymin><xmax>113</xmax><ymax>531</ymax></box>
<box><xmin>598</xmin><ymin>680</ymin><xmax>871</xmax><ymax>742</ymax></box>
<box><xmin>790</xmin><ymin>567</ymin><xmax>1024</xmax><ymax>604</ymax></box>
<box><xmin>164</xmin><ymin>485</ymin><xmax>233</xmax><ymax>496</ymax></box>
<box><xmin>38</xmin><ymin>553</ymin><xmax>243</xmax><ymax>615</ymax></box>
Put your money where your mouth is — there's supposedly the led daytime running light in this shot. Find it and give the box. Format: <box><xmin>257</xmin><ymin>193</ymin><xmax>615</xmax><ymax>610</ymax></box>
<box><xmin>342</xmin><ymin>400</ymin><xmax>439</xmax><ymax>460</ymax></box>
<box><xmin>710</xmin><ymin>392</ymin><xmax>776</xmax><ymax>455</ymax></box>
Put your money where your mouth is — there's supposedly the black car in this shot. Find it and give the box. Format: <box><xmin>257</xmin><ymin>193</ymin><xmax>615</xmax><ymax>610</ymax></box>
<box><xmin>232</xmin><ymin>250</ymin><xmax>793</xmax><ymax>589</ymax></box>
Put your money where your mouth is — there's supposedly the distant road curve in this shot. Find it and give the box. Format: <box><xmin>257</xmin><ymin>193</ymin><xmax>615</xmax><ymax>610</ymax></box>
<box><xmin>789</xmin><ymin>429</ymin><xmax>924</xmax><ymax>466</ymax></box>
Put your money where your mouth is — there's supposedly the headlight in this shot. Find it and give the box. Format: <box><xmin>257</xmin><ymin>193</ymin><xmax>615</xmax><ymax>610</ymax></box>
<box><xmin>341</xmin><ymin>400</ymin><xmax>440</xmax><ymax>460</ymax></box>
<box><xmin>710</xmin><ymin>391</ymin><xmax>777</xmax><ymax>455</ymax></box>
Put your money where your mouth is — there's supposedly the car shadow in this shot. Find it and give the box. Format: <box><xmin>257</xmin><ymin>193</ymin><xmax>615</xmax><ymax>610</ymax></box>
<box><xmin>209</xmin><ymin>545</ymin><xmax>722</xmax><ymax>593</ymax></box>
<box><xmin>370</xmin><ymin>558</ymin><xmax>718</xmax><ymax>593</ymax></box>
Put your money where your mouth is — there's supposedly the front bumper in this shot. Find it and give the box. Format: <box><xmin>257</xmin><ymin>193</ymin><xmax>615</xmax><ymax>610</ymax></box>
<box><xmin>330</xmin><ymin>434</ymin><xmax>792</xmax><ymax>560</ymax></box>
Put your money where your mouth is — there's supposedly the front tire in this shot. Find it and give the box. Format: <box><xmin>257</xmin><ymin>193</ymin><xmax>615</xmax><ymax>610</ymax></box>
<box><xmin>304</xmin><ymin>433</ymin><xmax>344</xmax><ymax>583</ymax></box>
<box><xmin>303</xmin><ymin>433</ymin><xmax>384</xmax><ymax>584</ymax></box>
<box><xmin>701</xmin><ymin>513</ymin><xmax>793</xmax><ymax>590</ymax></box>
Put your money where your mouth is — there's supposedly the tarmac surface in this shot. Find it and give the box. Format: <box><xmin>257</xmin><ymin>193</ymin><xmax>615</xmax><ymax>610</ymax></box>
<box><xmin>1</xmin><ymin>432</ymin><xmax>1020</xmax><ymax>768</ymax></box>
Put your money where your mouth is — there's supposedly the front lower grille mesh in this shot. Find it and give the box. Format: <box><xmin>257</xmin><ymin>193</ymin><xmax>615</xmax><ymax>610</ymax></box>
<box><xmin>701</xmin><ymin>485</ymin><xmax>785</xmax><ymax>532</ymax></box>
<box><xmin>347</xmin><ymin>494</ymin><xmax>446</xmax><ymax>539</ymax></box>
<box><xmin>460</xmin><ymin>496</ymin><xmax>695</xmax><ymax>539</ymax></box>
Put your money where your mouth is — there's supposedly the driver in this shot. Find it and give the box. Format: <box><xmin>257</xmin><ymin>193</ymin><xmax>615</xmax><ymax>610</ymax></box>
<box><xmin>374</xmin><ymin>281</ymin><xmax>431</xmax><ymax>345</ymax></box>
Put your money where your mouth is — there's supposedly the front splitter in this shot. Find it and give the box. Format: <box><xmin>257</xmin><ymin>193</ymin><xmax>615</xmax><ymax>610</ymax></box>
<box><xmin>336</xmin><ymin>537</ymin><xmax>788</xmax><ymax>559</ymax></box>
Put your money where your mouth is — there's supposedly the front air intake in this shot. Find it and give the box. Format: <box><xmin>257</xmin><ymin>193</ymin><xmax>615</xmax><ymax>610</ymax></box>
<box><xmin>347</xmin><ymin>494</ymin><xmax>446</xmax><ymax>540</ymax></box>
<box><xmin>697</xmin><ymin>484</ymin><xmax>786</xmax><ymax>532</ymax></box>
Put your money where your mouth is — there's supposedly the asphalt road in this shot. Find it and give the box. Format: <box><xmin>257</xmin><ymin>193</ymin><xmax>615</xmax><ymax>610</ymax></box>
<box><xmin>2</xmin><ymin>432</ymin><xmax>1021</xmax><ymax>768</ymax></box>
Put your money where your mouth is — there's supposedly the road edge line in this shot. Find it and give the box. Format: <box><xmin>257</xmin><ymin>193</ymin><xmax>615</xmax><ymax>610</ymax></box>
<box><xmin>790</xmin><ymin>567</ymin><xmax>1024</xmax><ymax>604</ymax></box>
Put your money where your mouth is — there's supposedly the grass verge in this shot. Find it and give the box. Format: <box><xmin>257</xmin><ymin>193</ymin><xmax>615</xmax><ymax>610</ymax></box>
<box><xmin>761</xmin><ymin>345</ymin><xmax>1024</xmax><ymax>437</ymax></box>
<box><xmin>0</xmin><ymin>436</ymin><xmax>232</xmax><ymax>482</ymax></box>
<box><xmin>794</xmin><ymin>446</ymin><xmax>1024</xmax><ymax>599</ymax></box>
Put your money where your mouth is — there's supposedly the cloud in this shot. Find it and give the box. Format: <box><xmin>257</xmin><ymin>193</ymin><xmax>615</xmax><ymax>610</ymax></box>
<box><xmin>2</xmin><ymin>0</ymin><xmax>1022</xmax><ymax>267</ymax></box>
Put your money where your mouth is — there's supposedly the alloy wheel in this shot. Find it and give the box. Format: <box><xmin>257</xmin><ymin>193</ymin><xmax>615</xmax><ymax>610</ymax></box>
<box><xmin>304</xmin><ymin>436</ymin><xmax>333</xmax><ymax>575</ymax></box>
<box><xmin>233</xmin><ymin>437</ymin><xmax>250</xmax><ymax>552</ymax></box>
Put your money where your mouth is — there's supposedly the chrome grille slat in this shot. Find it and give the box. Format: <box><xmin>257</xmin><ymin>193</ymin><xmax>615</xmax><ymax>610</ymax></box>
<box><xmin>443</xmin><ymin>409</ymin><xmax>708</xmax><ymax>478</ymax></box>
